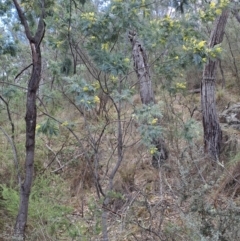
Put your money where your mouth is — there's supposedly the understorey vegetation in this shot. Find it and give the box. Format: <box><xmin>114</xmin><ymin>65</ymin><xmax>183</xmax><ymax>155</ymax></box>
<box><xmin>1</xmin><ymin>0</ymin><xmax>240</xmax><ymax>240</ymax></box>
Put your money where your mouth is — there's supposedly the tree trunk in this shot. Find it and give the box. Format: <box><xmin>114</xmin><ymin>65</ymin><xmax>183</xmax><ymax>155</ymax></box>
<box><xmin>201</xmin><ymin>10</ymin><xmax>229</xmax><ymax>160</ymax></box>
<box><xmin>12</xmin><ymin>0</ymin><xmax>45</xmax><ymax>240</ymax></box>
<box><xmin>128</xmin><ymin>31</ymin><xmax>155</xmax><ymax>105</ymax></box>
<box><xmin>129</xmin><ymin>31</ymin><xmax>168</xmax><ymax>168</ymax></box>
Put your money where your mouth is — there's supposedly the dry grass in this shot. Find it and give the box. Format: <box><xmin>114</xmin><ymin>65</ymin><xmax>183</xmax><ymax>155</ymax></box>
<box><xmin>2</xmin><ymin>83</ymin><xmax>240</xmax><ymax>240</ymax></box>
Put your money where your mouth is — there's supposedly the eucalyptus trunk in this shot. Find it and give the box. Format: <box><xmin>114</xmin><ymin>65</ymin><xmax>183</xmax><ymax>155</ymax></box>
<box><xmin>12</xmin><ymin>0</ymin><xmax>45</xmax><ymax>239</ymax></box>
<box><xmin>201</xmin><ymin>10</ymin><xmax>229</xmax><ymax>159</ymax></box>
<box><xmin>129</xmin><ymin>31</ymin><xmax>168</xmax><ymax>168</ymax></box>
<box><xmin>128</xmin><ymin>31</ymin><xmax>155</xmax><ymax>105</ymax></box>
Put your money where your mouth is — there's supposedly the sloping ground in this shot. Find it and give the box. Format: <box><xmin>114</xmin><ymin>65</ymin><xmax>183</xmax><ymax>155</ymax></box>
<box><xmin>1</xmin><ymin>90</ymin><xmax>240</xmax><ymax>240</ymax></box>
<box><xmin>63</xmin><ymin>92</ymin><xmax>240</xmax><ymax>241</ymax></box>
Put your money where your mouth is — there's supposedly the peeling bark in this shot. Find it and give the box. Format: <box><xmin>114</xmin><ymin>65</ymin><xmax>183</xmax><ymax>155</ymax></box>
<box><xmin>128</xmin><ymin>31</ymin><xmax>155</xmax><ymax>105</ymax></box>
<box><xmin>129</xmin><ymin>31</ymin><xmax>168</xmax><ymax>168</ymax></box>
<box><xmin>201</xmin><ymin>10</ymin><xmax>229</xmax><ymax>160</ymax></box>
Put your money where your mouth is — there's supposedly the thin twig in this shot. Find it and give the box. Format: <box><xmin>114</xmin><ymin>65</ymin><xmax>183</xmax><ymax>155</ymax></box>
<box><xmin>14</xmin><ymin>63</ymin><xmax>33</xmax><ymax>81</ymax></box>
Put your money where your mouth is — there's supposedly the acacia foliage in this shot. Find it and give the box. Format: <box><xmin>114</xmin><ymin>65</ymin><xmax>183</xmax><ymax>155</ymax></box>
<box><xmin>1</xmin><ymin>0</ymin><xmax>240</xmax><ymax>240</ymax></box>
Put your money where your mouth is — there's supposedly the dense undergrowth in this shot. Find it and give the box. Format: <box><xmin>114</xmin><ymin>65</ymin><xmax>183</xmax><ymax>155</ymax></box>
<box><xmin>1</xmin><ymin>81</ymin><xmax>240</xmax><ymax>240</ymax></box>
<box><xmin>1</xmin><ymin>1</ymin><xmax>240</xmax><ymax>240</ymax></box>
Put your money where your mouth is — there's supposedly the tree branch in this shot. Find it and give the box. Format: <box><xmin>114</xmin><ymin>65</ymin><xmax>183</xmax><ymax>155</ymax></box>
<box><xmin>14</xmin><ymin>63</ymin><xmax>33</xmax><ymax>80</ymax></box>
<box><xmin>232</xmin><ymin>10</ymin><xmax>240</xmax><ymax>23</ymax></box>
<box><xmin>12</xmin><ymin>0</ymin><xmax>34</xmax><ymax>41</ymax></box>
<box><xmin>0</xmin><ymin>95</ymin><xmax>15</xmax><ymax>139</ymax></box>
<box><xmin>35</xmin><ymin>18</ymin><xmax>46</xmax><ymax>47</ymax></box>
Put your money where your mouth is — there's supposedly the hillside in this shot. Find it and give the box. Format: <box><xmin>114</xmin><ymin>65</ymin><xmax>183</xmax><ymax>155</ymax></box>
<box><xmin>1</xmin><ymin>1</ymin><xmax>240</xmax><ymax>240</ymax></box>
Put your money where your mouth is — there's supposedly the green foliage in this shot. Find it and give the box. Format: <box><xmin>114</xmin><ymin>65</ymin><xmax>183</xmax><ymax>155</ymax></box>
<box><xmin>61</xmin><ymin>57</ymin><xmax>72</xmax><ymax>75</ymax></box>
<box><xmin>89</xmin><ymin>51</ymin><xmax>131</xmax><ymax>75</ymax></box>
<box><xmin>87</xmin><ymin>197</ymin><xmax>102</xmax><ymax>236</ymax></box>
<box><xmin>112</xmin><ymin>88</ymin><xmax>134</xmax><ymax>103</ymax></box>
<box><xmin>48</xmin><ymin>59</ymin><xmax>61</xmax><ymax>76</ymax></box>
<box><xmin>36</xmin><ymin>118</ymin><xmax>59</xmax><ymax>137</ymax></box>
<box><xmin>0</xmin><ymin>184</ymin><xmax>19</xmax><ymax>217</ymax></box>
<box><xmin>134</xmin><ymin>103</ymin><xmax>163</xmax><ymax>148</ymax></box>
<box><xmin>199</xmin><ymin>0</ymin><xmax>230</xmax><ymax>23</ymax></box>
<box><xmin>107</xmin><ymin>190</ymin><xmax>124</xmax><ymax>200</ymax></box>
<box><xmin>181</xmin><ymin>185</ymin><xmax>240</xmax><ymax>241</ymax></box>
<box><xmin>181</xmin><ymin>118</ymin><xmax>201</xmax><ymax>143</ymax></box>
<box><xmin>1</xmin><ymin>0</ymin><xmax>240</xmax><ymax>240</ymax></box>
<box><xmin>78</xmin><ymin>0</ymin><xmax>87</xmax><ymax>5</ymax></box>
<box><xmin>0</xmin><ymin>0</ymin><xmax>12</xmax><ymax>16</ymax></box>
<box><xmin>0</xmin><ymin>173</ymin><xmax>84</xmax><ymax>239</ymax></box>
<box><xmin>40</xmin><ymin>89</ymin><xmax>62</xmax><ymax>115</ymax></box>
<box><xmin>78</xmin><ymin>1</ymin><xmax>144</xmax><ymax>76</ymax></box>
<box><xmin>0</xmin><ymin>39</ymin><xmax>17</xmax><ymax>56</ymax></box>
<box><xmin>2</xmin><ymin>85</ymin><xmax>21</xmax><ymax>100</ymax></box>
<box><xmin>65</xmin><ymin>76</ymin><xmax>100</xmax><ymax>110</ymax></box>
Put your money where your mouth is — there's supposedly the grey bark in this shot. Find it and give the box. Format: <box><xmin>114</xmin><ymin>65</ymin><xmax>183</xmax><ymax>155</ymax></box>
<box><xmin>201</xmin><ymin>10</ymin><xmax>229</xmax><ymax>159</ymax></box>
<box><xmin>128</xmin><ymin>31</ymin><xmax>155</xmax><ymax>105</ymax></box>
<box><xmin>129</xmin><ymin>31</ymin><xmax>168</xmax><ymax>168</ymax></box>
<box><xmin>12</xmin><ymin>0</ymin><xmax>45</xmax><ymax>240</ymax></box>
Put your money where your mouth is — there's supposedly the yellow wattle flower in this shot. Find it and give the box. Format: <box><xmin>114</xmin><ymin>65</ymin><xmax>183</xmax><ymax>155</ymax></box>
<box><xmin>215</xmin><ymin>46</ymin><xmax>222</xmax><ymax>53</ymax></box>
<box><xmin>110</xmin><ymin>75</ymin><xmax>118</xmax><ymax>82</ymax></box>
<box><xmin>151</xmin><ymin>118</ymin><xmax>158</xmax><ymax>125</ymax></box>
<box><xmin>101</xmin><ymin>43</ymin><xmax>109</xmax><ymax>51</ymax></box>
<box><xmin>210</xmin><ymin>2</ymin><xmax>216</xmax><ymax>8</ymax></box>
<box><xmin>150</xmin><ymin>147</ymin><xmax>158</xmax><ymax>155</ymax></box>
<box><xmin>197</xmin><ymin>40</ymin><xmax>206</xmax><ymax>49</ymax></box>
<box><xmin>61</xmin><ymin>121</ymin><xmax>68</xmax><ymax>127</ymax></box>
<box><xmin>93</xmin><ymin>96</ymin><xmax>100</xmax><ymax>104</ymax></box>
<box><xmin>215</xmin><ymin>9</ymin><xmax>222</xmax><ymax>15</ymax></box>
<box><xmin>83</xmin><ymin>86</ymin><xmax>89</xmax><ymax>92</ymax></box>
<box><xmin>36</xmin><ymin>124</ymin><xmax>41</xmax><ymax>131</ymax></box>
<box><xmin>176</xmin><ymin>82</ymin><xmax>187</xmax><ymax>90</ymax></box>
<box><xmin>92</xmin><ymin>82</ymin><xmax>100</xmax><ymax>90</ymax></box>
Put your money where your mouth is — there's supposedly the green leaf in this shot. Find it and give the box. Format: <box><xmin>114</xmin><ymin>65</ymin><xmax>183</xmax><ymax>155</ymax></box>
<box><xmin>193</xmin><ymin>54</ymin><xmax>202</xmax><ymax>65</ymax></box>
<box><xmin>37</xmin><ymin>119</ymin><xmax>59</xmax><ymax>137</ymax></box>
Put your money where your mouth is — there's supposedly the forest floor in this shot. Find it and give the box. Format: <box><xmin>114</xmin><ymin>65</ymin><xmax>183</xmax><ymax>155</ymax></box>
<box><xmin>1</xmin><ymin>86</ymin><xmax>240</xmax><ymax>240</ymax></box>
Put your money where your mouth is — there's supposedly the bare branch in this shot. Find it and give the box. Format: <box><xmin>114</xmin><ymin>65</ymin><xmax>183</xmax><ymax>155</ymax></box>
<box><xmin>0</xmin><ymin>95</ymin><xmax>15</xmax><ymax>139</ymax></box>
<box><xmin>14</xmin><ymin>63</ymin><xmax>33</xmax><ymax>81</ymax></box>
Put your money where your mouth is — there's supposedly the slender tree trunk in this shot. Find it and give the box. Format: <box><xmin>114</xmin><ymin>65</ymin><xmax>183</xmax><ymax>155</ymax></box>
<box><xmin>201</xmin><ymin>10</ymin><xmax>229</xmax><ymax>160</ymax></box>
<box><xmin>101</xmin><ymin>76</ymin><xmax>124</xmax><ymax>241</ymax></box>
<box><xmin>129</xmin><ymin>31</ymin><xmax>168</xmax><ymax>168</ymax></box>
<box><xmin>12</xmin><ymin>0</ymin><xmax>45</xmax><ymax>240</ymax></box>
<box><xmin>128</xmin><ymin>31</ymin><xmax>155</xmax><ymax>105</ymax></box>
<box><xmin>14</xmin><ymin>43</ymin><xmax>43</xmax><ymax>240</ymax></box>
